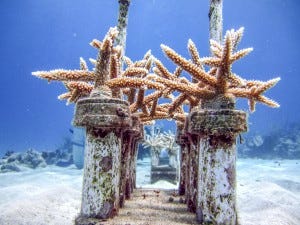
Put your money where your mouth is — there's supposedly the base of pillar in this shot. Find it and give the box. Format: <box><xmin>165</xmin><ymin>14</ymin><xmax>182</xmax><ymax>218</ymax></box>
<box><xmin>75</xmin><ymin>215</ymin><xmax>110</xmax><ymax>225</ymax></box>
<box><xmin>151</xmin><ymin>165</ymin><xmax>177</xmax><ymax>184</ymax></box>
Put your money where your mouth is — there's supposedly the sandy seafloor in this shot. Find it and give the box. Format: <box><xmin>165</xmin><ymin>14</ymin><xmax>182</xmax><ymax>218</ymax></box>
<box><xmin>0</xmin><ymin>158</ymin><xmax>299</xmax><ymax>225</ymax></box>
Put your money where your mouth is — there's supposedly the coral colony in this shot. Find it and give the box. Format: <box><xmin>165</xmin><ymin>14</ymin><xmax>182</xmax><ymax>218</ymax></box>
<box><xmin>32</xmin><ymin>9</ymin><xmax>279</xmax><ymax>225</ymax></box>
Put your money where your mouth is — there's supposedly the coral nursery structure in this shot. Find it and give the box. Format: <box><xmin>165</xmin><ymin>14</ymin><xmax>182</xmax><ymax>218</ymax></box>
<box><xmin>32</xmin><ymin>3</ymin><xmax>280</xmax><ymax>225</ymax></box>
<box><xmin>33</xmin><ymin>26</ymin><xmax>279</xmax><ymax>224</ymax></box>
<box><xmin>142</xmin><ymin>127</ymin><xmax>180</xmax><ymax>184</ymax></box>
<box><xmin>33</xmin><ymin>30</ymin><xmax>279</xmax><ymax>125</ymax></box>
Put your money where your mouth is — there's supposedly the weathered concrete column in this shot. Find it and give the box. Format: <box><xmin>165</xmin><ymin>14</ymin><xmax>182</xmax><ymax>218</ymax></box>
<box><xmin>127</xmin><ymin>116</ymin><xmax>143</xmax><ymax>196</ymax></box>
<box><xmin>119</xmin><ymin>131</ymin><xmax>132</xmax><ymax>208</ymax></box>
<box><xmin>187</xmin><ymin>95</ymin><xmax>247</xmax><ymax>224</ymax></box>
<box><xmin>168</xmin><ymin>151</ymin><xmax>178</xmax><ymax>169</ymax></box>
<box><xmin>119</xmin><ymin>115</ymin><xmax>143</xmax><ymax>206</ymax></box>
<box><xmin>130</xmin><ymin>133</ymin><xmax>142</xmax><ymax>191</ymax></box>
<box><xmin>177</xmin><ymin>125</ymin><xmax>200</xmax><ymax>212</ymax></box>
<box><xmin>209</xmin><ymin>0</ymin><xmax>223</xmax><ymax>44</ymax></box>
<box><xmin>184</xmin><ymin>141</ymin><xmax>191</xmax><ymax>202</ymax></box>
<box><xmin>116</xmin><ymin>0</ymin><xmax>131</xmax><ymax>54</ymax></box>
<box><xmin>150</xmin><ymin>148</ymin><xmax>160</xmax><ymax>167</ymax></box>
<box><xmin>186</xmin><ymin>134</ymin><xmax>199</xmax><ymax>213</ymax></box>
<box><xmin>176</xmin><ymin>128</ymin><xmax>188</xmax><ymax>196</ymax></box>
<box><xmin>73</xmin><ymin>92</ymin><xmax>131</xmax><ymax>224</ymax></box>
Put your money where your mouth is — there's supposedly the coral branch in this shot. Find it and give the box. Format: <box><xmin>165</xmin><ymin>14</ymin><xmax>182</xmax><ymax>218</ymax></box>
<box><xmin>32</xmin><ymin>70</ymin><xmax>95</xmax><ymax>82</ymax></box>
<box><xmin>33</xmin><ymin>26</ymin><xmax>280</xmax><ymax>122</ymax></box>
<box><xmin>106</xmin><ymin>77</ymin><xmax>164</xmax><ymax>90</ymax></box>
<box><xmin>161</xmin><ymin>44</ymin><xmax>218</xmax><ymax>87</ymax></box>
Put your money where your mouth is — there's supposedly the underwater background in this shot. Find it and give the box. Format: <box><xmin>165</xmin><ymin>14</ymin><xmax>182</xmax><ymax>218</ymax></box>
<box><xmin>0</xmin><ymin>1</ymin><xmax>300</xmax><ymax>224</ymax></box>
<box><xmin>0</xmin><ymin>0</ymin><xmax>299</xmax><ymax>155</ymax></box>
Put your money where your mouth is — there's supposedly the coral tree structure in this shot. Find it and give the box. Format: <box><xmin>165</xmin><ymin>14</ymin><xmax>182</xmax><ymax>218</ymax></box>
<box><xmin>33</xmin><ymin>26</ymin><xmax>280</xmax><ymax>224</ymax></box>
<box><xmin>159</xmin><ymin>27</ymin><xmax>279</xmax><ymax>112</ymax></box>
<box><xmin>33</xmin><ymin>27</ymin><xmax>279</xmax><ymax>127</ymax></box>
<box><xmin>107</xmin><ymin>28</ymin><xmax>279</xmax><ymax>127</ymax></box>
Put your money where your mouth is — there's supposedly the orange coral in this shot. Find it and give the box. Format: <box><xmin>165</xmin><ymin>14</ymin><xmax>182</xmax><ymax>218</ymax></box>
<box><xmin>33</xmin><ymin>27</ymin><xmax>280</xmax><ymax>126</ymax></box>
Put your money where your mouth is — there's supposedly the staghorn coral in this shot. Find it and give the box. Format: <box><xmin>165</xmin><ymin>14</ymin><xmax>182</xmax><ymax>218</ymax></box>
<box><xmin>159</xmin><ymin>27</ymin><xmax>280</xmax><ymax>112</ymax></box>
<box><xmin>107</xmin><ymin>28</ymin><xmax>280</xmax><ymax>128</ymax></box>
<box><xmin>33</xmin><ymin>27</ymin><xmax>120</xmax><ymax>101</ymax></box>
<box><xmin>141</xmin><ymin>126</ymin><xmax>165</xmax><ymax>166</ymax></box>
<box><xmin>106</xmin><ymin>52</ymin><xmax>187</xmax><ymax>126</ymax></box>
<box><xmin>141</xmin><ymin>127</ymin><xmax>180</xmax><ymax>171</ymax></box>
<box><xmin>33</xmin><ymin>27</ymin><xmax>280</xmax><ymax>126</ymax></box>
<box><xmin>160</xmin><ymin>130</ymin><xmax>180</xmax><ymax>155</ymax></box>
<box><xmin>142</xmin><ymin>126</ymin><xmax>165</xmax><ymax>153</ymax></box>
<box><xmin>33</xmin><ymin>28</ymin><xmax>150</xmax><ymax>106</ymax></box>
<box><xmin>32</xmin><ymin>27</ymin><xmax>176</xmax><ymax>126</ymax></box>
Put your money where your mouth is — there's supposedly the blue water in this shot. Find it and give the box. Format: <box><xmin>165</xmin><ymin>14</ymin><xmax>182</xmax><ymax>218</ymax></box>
<box><xmin>0</xmin><ymin>0</ymin><xmax>299</xmax><ymax>153</ymax></box>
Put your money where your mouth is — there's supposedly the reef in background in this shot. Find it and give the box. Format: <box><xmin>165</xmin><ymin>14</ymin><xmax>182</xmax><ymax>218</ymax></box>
<box><xmin>0</xmin><ymin>136</ymin><xmax>74</xmax><ymax>173</ymax></box>
<box><xmin>238</xmin><ymin>122</ymin><xmax>300</xmax><ymax>159</ymax></box>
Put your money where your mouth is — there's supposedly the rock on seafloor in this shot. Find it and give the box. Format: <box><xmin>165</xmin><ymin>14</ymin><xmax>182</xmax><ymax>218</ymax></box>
<box><xmin>0</xmin><ymin>148</ymin><xmax>74</xmax><ymax>173</ymax></box>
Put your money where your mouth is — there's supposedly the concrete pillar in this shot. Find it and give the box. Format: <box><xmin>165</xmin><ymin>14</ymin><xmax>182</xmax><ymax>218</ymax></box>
<box><xmin>176</xmin><ymin>128</ymin><xmax>188</xmax><ymax>196</ymax></box>
<box><xmin>150</xmin><ymin>148</ymin><xmax>160</xmax><ymax>167</ymax></box>
<box><xmin>129</xmin><ymin>116</ymin><xmax>143</xmax><ymax>193</ymax></box>
<box><xmin>186</xmin><ymin>134</ymin><xmax>199</xmax><ymax>213</ymax></box>
<box><xmin>119</xmin><ymin>115</ymin><xmax>143</xmax><ymax>206</ymax></box>
<box><xmin>119</xmin><ymin>131</ymin><xmax>132</xmax><ymax>208</ymax></box>
<box><xmin>187</xmin><ymin>95</ymin><xmax>247</xmax><ymax>224</ymax></box>
<box><xmin>73</xmin><ymin>92</ymin><xmax>131</xmax><ymax>224</ymax></box>
<box><xmin>130</xmin><ymin>136</ymin><xmax>141</xmax><ymax>190</ymax></box>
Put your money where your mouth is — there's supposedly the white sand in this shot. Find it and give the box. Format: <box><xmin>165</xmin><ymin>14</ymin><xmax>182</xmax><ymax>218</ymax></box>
<box><xmin>0</xmin><ymin>166</ymin><xmax>83</xmax><ymax>225</ymax></box>
<box><xmin>0</xmin><ymin>159</ymin><xmax>299</xmax><ymax>225</ymax></box>
<box><xmin>237</xmin><ymin>159</ymin><xmax>300</xmax><ymax>225</ymax></box>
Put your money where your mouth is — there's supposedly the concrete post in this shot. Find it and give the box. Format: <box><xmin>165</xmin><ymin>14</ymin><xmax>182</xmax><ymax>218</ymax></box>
<box><xmin>73</xmin><ymin>92</ymin><xmax>131</xmax><ymax>224</ymax></box>
<box><xmin>130</xmin><ymin>134</ymin><xmax>141</xmax><ymax>190</ymax></box>
<box><xmin>119</xmin><ymin>130</ymin><xmax>132</xmax><ymax>208</ymax></box>
<box><xmin>176</xmin><ymin>128</ymin><xmax>188</xmax><ymax>196</ymax></box>
<box><xmin>186</xmin><ymin>134</ymin><xmax>199</xmax><ymax>213</ymax></box>
<box><xmin>127</xmin><ymin>115</ymin><xmax>143</xmax><ymax>196</ymax></box>
<box><xmin>119</xmin><ymin>115</ymin><xmax>143</xmax><ymax>206</ymax></box>
<box><xmin>187</xmin><ymin>95</ymin><xmax>247</xmax><ymax>224</ymax></box>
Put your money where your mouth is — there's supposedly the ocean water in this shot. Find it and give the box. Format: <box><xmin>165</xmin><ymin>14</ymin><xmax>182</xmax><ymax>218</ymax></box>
<box><xmin>0</xmin><ymin>0</ymin><xmax>299</xmax><ymax>224</ymax></box>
